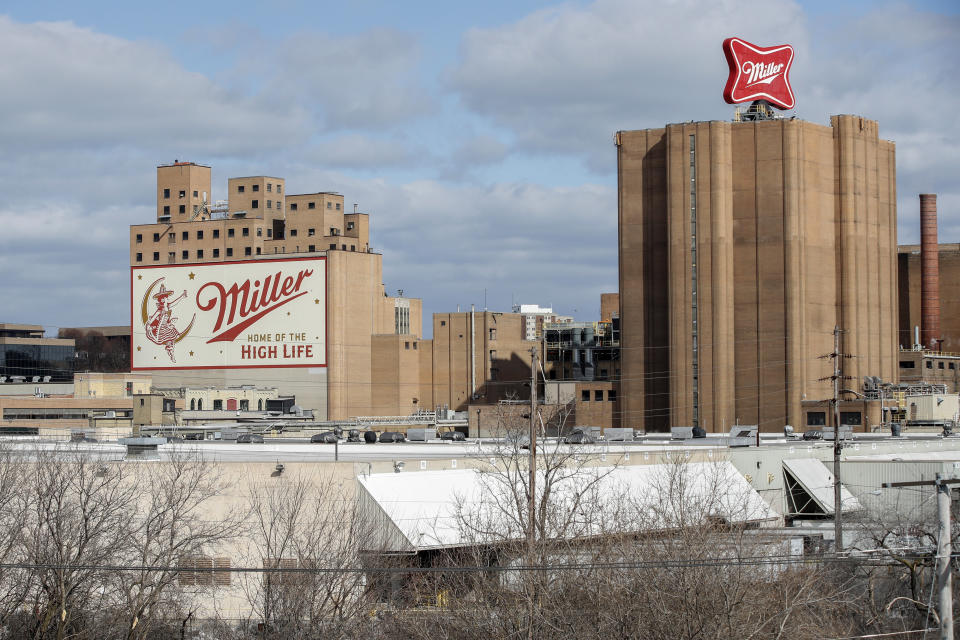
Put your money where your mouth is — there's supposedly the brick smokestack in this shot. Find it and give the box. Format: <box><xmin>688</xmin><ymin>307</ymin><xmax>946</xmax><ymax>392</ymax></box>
<box><xmin>920</xmin><ymin>194</ymin><xmax>940</xmax><ymax>349</ymax></box>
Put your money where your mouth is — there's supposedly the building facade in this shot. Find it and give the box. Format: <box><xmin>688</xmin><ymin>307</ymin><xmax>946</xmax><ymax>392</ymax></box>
<box><xmin>130</xmin><ymin>163</ymin><xmax>422</xmax><ymax>420</ymax></box>
<box><xmin>0</xmin><ymin>324</ymin><xmax>75</xmax><ymax>383</ymax></box>
<box><xmin>618</xmin><ymin>115</ymin><xmax>898</xmax><ymax>432</ymax></box>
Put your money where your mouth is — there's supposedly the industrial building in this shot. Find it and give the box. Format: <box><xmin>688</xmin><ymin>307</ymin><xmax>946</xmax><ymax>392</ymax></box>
<box><xmin>0</xmin><ymin>324</ymin><xmax>75</xmax><ymax>383</ymax></box>
<box><xmin>617</xmin><ymin>115</ymin><xmax>898</xmax><ymax>432</ymax></box>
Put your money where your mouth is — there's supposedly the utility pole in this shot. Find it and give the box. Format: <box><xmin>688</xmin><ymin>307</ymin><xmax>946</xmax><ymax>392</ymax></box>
<box><xmin>819</xmin><ymin>326</ymin><xmax>853</xmax><ymax>552</ymax></box>
<box><xmin>883</xmin><ymin>474</ymin><xmax>957</xmax><ymax>640</ymax></box>
<box><xmin>528</xmin><ymin>347</ymin><xmax>538</xmax><ymax>553</ymax></box>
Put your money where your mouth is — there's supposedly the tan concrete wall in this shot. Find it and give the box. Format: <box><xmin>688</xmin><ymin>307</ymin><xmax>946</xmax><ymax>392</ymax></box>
<box><xmin>898</xmin><ymin>244</ymin><xmax>960</xmax><ymax>352</ymax></box>
<box><xmin>618</xmin><ymin>116</ymin><xmax>897</xmax><ymax>433</ymax></box>
<box><xmin>74</xmin><ymin>372</ymin><xmax>152</xmax><ymax>398</ymax></box>
<box><xmin>156</xmin><ymin>163</ymin><xmax>211</xmax><ymax>223</ymax></box>
<box><xmin>600</xmin><ymin>293</ymin><xmax>619</xmax><ymax>322</ymax></box>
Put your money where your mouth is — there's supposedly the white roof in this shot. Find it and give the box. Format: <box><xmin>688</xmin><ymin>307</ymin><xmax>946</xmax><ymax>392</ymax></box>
<box><xmin>783</xmin><ymin>458</ymin><xmax>861</xmax><ymax>514</ymax></box>
<box><xmin>358</xmin><ymin>461</ymin><xmax>779</xmax><ymax>552</ymax></box>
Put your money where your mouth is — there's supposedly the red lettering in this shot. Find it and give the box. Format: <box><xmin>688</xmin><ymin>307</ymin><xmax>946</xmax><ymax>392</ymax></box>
<box><xmin>196</xmin><ymin>268</ymin><xmax>315</xmax><ymax>344</ymax></box>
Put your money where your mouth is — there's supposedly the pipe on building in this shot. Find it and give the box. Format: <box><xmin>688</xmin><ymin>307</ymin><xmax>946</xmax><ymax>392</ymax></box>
<box><xmin>470</xmin><ymin>304</ymin><xmax>476</xmax><ymax>399</ymax></box>
<box><xmin>920</xmin><ymin>194</ymin><xmax>940</xmax><ymax>349</ymax></box>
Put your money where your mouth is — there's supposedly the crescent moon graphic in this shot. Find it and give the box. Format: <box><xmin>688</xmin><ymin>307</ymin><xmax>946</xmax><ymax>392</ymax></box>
<box><xmin>174</xmin><ymin>316</ymin><xmax>195</xmax><ymax>343</ymax></box>
<box><xmin>141</xmin><ymin>278</ymin><xmax>163</xmax><ymax>326</ymax></box>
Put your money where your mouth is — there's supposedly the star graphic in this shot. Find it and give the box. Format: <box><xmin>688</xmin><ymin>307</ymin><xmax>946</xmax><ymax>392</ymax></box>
<box><xmin>314</xmin><ymin>298</ymin><xmax>320</xmax><ymax>304</ymax></box>
<box><xmin>188</xmin><ymin>272</ymin><xmax>195</xmax><ymax>280</ymax></box>
<box><xmin>136</xmin><ymin>346</ymin><xmax>141</xmax><ymax>351</ymax></box>
<box><xmin>286</xmin><ymin>312</ymin><xmax>291</xmax><ymax>316</ymax></box>
<box><xmin>137</xmin><ymin>274</ymin><xmax>143</xmax><ymax>280</ymax></box>
<box><xmin>189</xmin><ymin>351</ymin><xmax>194</xmax><ymax>356</ymax></box>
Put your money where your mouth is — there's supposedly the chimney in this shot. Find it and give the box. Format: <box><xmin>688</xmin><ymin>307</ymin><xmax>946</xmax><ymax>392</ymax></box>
<box><xmin>920</xmin><ymin>194</ymin><xmax>940</xmax><ymax>349</ymax></box>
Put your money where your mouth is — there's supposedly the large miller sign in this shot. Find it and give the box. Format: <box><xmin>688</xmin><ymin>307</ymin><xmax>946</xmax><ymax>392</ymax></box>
<box><xmin>722</xmin><ymin>37</ymin><xmax>795</xmax><ymax>110</ymax></box>
<box><xmin>131</xmin><ymin>257</ymin><xmax>326</xmax><ymax>370</ymax></box>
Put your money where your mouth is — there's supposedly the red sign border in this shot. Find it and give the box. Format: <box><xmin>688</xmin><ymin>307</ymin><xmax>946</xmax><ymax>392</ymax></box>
<box><xmin>722</xmin><ymin>37</ymin><xmax>795</xmax><ymax>110</ymax></box>
<box><xmin>129</xmin><ymin>255</ymin><xmax>328</xmax><ymax>371</ymax></box>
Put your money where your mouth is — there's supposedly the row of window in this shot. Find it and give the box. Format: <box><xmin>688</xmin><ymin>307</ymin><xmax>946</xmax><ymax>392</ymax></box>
<box><xmin>162</xmin><ymin>189</ymin><xmax>199</xmax><ymax>199</ymax></box>
<box><xmin>289</xmin><ymin>201</ymin><xmax>341</xmax><ymax>211</ymax></box>
<box><xmin>137</xmin><ymin>225</ymin><xmax>351</xmax><ymax>244</ymax></box>
<box><xmin>806</xmin><ymin>411</ymin><xmax>862</xmax><ymax>426</ymax></box>
<box><xmin>2</xmin><ymin>408</ymin><xmax>132</xmax><ymax>420</ymax></box>
<box><xmin>135</xmin><ymin>243</ymin><xmax>359</xmax><ymax>262</ymax></box>
<box><xmin>237</xmin><ymin>182</ymin><xmax>281</xmax><ymax>194</ymax></box>
<box><xmin>581</xmin><ymin>390</ymin><xmax>617</xmax><ymax>402</ymax></box>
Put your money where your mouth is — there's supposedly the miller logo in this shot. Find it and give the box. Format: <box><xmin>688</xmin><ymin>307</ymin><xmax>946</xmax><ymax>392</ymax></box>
<box><xmin>722</xmin><ymin>37</ymin><xmax>795</xmax><ymax>110</ymax></box>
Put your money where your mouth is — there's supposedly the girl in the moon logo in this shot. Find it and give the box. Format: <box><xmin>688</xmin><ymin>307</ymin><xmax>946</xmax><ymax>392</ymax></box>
<box><xmin>141</xmin><ymin>279</ymin><xmax>194</xmax><ymax>362</ymax></box>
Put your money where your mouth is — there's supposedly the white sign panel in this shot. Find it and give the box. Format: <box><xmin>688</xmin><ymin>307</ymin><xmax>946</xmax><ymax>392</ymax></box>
<box><xmin>131</xmin><ymin>257</ymin><xmax>326</xmax><ymax>370</ymax></box>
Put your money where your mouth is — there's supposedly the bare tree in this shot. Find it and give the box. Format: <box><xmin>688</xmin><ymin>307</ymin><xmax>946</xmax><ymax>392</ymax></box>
<box><xmin>234</xmin><ymin>469</ymin><xmax>378</xmax><ymax>639</ymax></box>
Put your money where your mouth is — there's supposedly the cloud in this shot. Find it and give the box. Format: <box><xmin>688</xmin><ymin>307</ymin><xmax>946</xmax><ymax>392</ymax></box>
<box><xmin>264</xmin><ymin>28</ymin><xmax>434</xmax><ymax>131</ymax></box>
<box><xmin>447</xmin><ymin>0</ymin><xmax>807</xmax><ymax>169</ymax></box>
<box><xmin>0</xmin><ymin>16</ymin><xmax>309</xmax><ymax>155</ymax></box>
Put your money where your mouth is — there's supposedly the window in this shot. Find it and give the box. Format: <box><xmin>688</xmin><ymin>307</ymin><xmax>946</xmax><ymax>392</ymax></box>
<box><xmin>226</xmin><ymin>248</ymin><xmax>233</xmax><ymax>257</ymax></box>
<box><xmin>336</xmin><ymin>203</ymin><xmax>341</xmax><ymax>210</ymax></box>
<box><xmin>327</xmin><ymin>202</ymin><xmax>332</xmax><ymax>209</ymax></box>
<box><xmin>489</xmin><ymin>349</ymin><xmax>497</xmax><ymax>360</ymax></box>
<box><xmin>136</xmin><ymin>253</ymin><xmax>142</xmax><ymax>262</ymax></box>
<box><xmin>213</xmin><ymin>229</ymin><xmax>220</xmax><ymax>239</ymax></box>
<box><xmin>136</xmin><ymin>233</ymin><xmax>142</xmax><ymax>243</ymax></box>
<box><xmin>347</xmin><ymin>222</ymin><xmax>355</xmax><ymax>230</ymax></box>
<box><xmin>840</xmin><ymin>411</ymin><xmax>862</xmax><ymax>426</ymax></box>
<box><xmin>168</xmin><ymin>233</ymin><xmax>175</xmax><ymax>243</ymax></box>
<box><xmin>490</xmin><ymin>367</ymin><xmax>498</xmax><ymax>380</ymax></box>
<box><xmin>240</xmin><ymin>399</ymin><xmax>249</xmax><ymax>410</ymax></box>
<box><xmin>413</xmin><ymin>342</ymin><xmax>418</xmax><ymax>350</ymax></box>
<box><xmin>238</xmin><ymin>185</ymin><xmax>245</xmax><ymax>193</ymax></box>
<box><xmin>341</xmin><ymin>244</ymin><xmax>346</xmax><ymax>250</ymax></box>
<box><xmin>951</xmin><ymin>363</ymin><xmax>956</xmax><ymax>370</ymax></box>
<box><xmin>308</xmin><ymin>245</ymin><xmax>315</xmax><ymax>252</ymax></box>
<box><xmin>405</xmin><ymin>342</ymin><xmax>410</xmax><ymax>350</ymax></box>
<box><xmin>197</xmin><ymin>230</ymin><xmax>203</xmax><ymax>240</ymax></box>
<box><xmin>267</xmin><ymin>183</ymin><xmax>272</xmax><ymax>193</ymax></box>
<box><xmin>193</xmin><ymin>190</ymin><xmax>198</xmax><ymax>197</ymax></box>
<box><xmin>179</xmin><ymin>190</ymin><xmax>185</xmax><ymax>198</ymax></box>
<box><xmin>252</xmin><ymin>184</ymin><xmax>259</xmax><ymax>192</ymax></box>
<box><xmin>256</xmin><ymin>247</ymin><xmax>261</xmax><ymax>255</ymax></box>
<box><xmin>244</xmin><ymin>247</ymin><xmax>251</xmax><ymax>256</ymax></box>
<box><xmin>153</xmin><ymin>233</ymin><xmax>160</xmax><ymax>242</ymax></box>
<box><xmin>257</xmin><ymin>228</ymin><xmax>262</xmax><ymax>237</ymax></box>
<box><xmin>608</xmin><ymin>390</ymin><xmax>617</xmax><ymax>401</ymax></box>
<box><xmin>242</xmin><ymin>227</ymin><xmax>249</xmax><ymax>237</ymax></box>
<box><xmin>168</xmin><ymin>252</ymin><xmax>175</xmax><ymax>262</ymax></box>
<box><xmin>251</xmin><ymin>199</ymin><xmax>259</xmax><ymax>209</ymax></box>
<box><xmin>581</xmin><ymin>390</ymin><xmax>590</xmax><ymax>402</ymax></box>
<box><xmin>153</xmin><ymin>252</ymin><xmax>159</xmax><ymax>261</ymax></box>
<box><xmin>277</xmin><ymin>185</ymin><xmax>282</xmax><ymax>193</ymax></box>
<box><xmin>290</xmin><ymin>229</ymin><xmax>297</xmax><ymax>237</ymax></box>
<box><xmin>163</xmin><ymin>205</ymin><xmax>170</xmax><ymax>215</ymax></box>
<box><xmin>190</xmin><ymin>399</ymin><xmax>196</xmax><ymax>410</ymax></box>
<box><xmin>266</xmin><ymin>200</ymin><xmax>272</xmax><ymax>209</ymax></box>
<box><xmin>179</xmin><ymin>204</ymin><xmax>186</xmax><ymax>214</ymax></box>
<box><xmin>266</xmin><ymin>228</ymin><xmax>272</xmax><ymax>238</ymax></box>
<box><xmin>213</xmin><ymin>399</ymin><xmax>222</xmax><ymax>410</ymax></box>
<box><xmin>197</xmin><ymin>399</ymin><xmax>202</xmax><ymax>410</ymax></box>
<box><xmin>178</xmin><ymin>556</ymin><xmax>231</xmax><ymax>587</ymax></box>
<box><xmin>182</xmin><ymin>250</ymin><xmax>188</xmax><ymax>259</ymax></box>
<box><xmin>489</xmin><ymin>328</ymin><xmax>497</xmax><ymax>340</ymax></box>
<box><xmin>938</xmin><ymin>361</ymin><xmax>945</xmax><ymax>369</ymax></box>
<box><xmin>228</xmin><ymin>228</ymin><xmax>235</xmax><ymax>238</ymax></box>
<box><xmin>927</xmin><ymin>361</ymin><xmax>933</xmax><ymax>369</ymax></box>
<box><xmin>308</xmin><ymin>228</ymin><xmax>315</xmax><ymax>236</ymax></box>
<box><xmin>329</xmin><ymin>243</ymin><xmax>336</xmax><ymax>250</ymax></box>
<box><xmin>213</xmin><ymin>249</ymin><xmax>219</xmax><ymax>258</ymax></box>
<box><xmin>182</xmin><ymin>231</ymin><xmax>188</xmax><ymax>240</ymax></box>
<box><xmin>440</xmin><ymin>320</ymin><xmax>446</xmax><ymax>326</ymax></box>
<box><xmin>308</xmin><ymin>202</ymin><xmax>316</xmax><ymax>209</ymax></box>
<box><xmin>291</xmin><ymin>203</ymin><xmax>298</xmax><ymax>211</ymax></box>
<box><xmin>595</xmin><ymin>390</ymin><xmax>603</xmax><ymax>401</ymax></box>
<box><xmin>163</xmin><ymin>188</ymin><xmax>170</xmax><ymax>198</ymax></box>
<box><xmin>197</xmin><ymin>249</ymin><xmax>203</xmax><ymax>259</ymax></box>
<box><xmin>807</xmin><ymin>411</ymin><xmax>826</xmax><ymax>426</ymax></box>
<box><xmin>351</xmin><ymin>245</ymin><xmax>355</xmax><ymax>251</ymax></box>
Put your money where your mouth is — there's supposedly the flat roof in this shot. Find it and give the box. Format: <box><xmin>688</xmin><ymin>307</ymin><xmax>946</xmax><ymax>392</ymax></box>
<box><xmin>157</xmin><ymin>162</ymin><xmax>210</xmax><ymax>168</ymax></box>
<box><xmin>287</xmin><ymin>192</ymin><xmax>342</xmax><ymax>197</ymax></box>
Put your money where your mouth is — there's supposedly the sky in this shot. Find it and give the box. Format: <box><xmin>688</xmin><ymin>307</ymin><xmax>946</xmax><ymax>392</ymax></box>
<box><xmin>0</xmin><ymin>0</ymin><xmax>957</xmax><ymax>335</ymax></box>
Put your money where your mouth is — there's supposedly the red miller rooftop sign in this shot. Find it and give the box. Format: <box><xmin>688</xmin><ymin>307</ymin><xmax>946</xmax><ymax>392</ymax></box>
<box><xmin>722</xmin><ymin>37</ymin><xmax>795</xmax><ymax>110</ymax></box>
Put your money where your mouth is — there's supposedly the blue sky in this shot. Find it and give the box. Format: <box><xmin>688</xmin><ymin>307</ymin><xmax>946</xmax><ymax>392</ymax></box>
<box><xmin>0</xmin><ymin>0</ymin><xmax>957</xmax><ymax>334</ymax></box>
